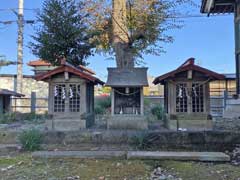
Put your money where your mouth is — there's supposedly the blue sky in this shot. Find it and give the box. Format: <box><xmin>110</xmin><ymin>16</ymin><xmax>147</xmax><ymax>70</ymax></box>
<box><xmin>0</xmin><ymin>0</ymin><xmax>235</xmax><ymax>81</ymax></box>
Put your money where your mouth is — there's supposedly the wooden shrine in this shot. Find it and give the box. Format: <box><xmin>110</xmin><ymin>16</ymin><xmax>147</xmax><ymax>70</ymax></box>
<box><xmin>30</xmin><ymin>59</ymin><xmax>104</xmax><ymax>131</ymax></box>
<box><xmin>153</xmin><ymin>58</ymin><xmax>225</xmax><ymax>129</ymax></box>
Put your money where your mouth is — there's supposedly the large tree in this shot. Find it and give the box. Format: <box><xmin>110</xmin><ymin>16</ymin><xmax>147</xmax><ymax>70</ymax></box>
<box><xmin>82</xmin><ymin>0</ymin><xmax>193</xmax><ymax>68</ymax></box>
<box><xmin>30</xmin><ymin>0</ymin><xmax>94</xmax><ymax>66</ymax></box>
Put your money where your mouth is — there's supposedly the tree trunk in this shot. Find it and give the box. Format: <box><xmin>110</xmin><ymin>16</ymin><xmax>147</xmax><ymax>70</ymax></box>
<box><xmin>112</xmin><ymin>0</ymin><xmax>134</xmax><ymax>68</ymax></box>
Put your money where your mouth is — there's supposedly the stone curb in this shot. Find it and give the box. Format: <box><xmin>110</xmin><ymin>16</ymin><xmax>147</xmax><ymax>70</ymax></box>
<box><xmin>32</xmin><ymin>151</ymin><xmax>126</xmax><ymax>159</ymax></box>
<box><xmin>32</xmin><ymin>151</ymin><xmax>230</xmax><ymax>162</ymax></box>
<box><xmin>127</xmin><ymin>151</ymin><xmax>231</xmax><ymax>162</ymax></box>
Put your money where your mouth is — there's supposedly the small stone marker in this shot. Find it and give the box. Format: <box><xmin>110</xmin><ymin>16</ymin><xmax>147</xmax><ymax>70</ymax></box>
<box><xmin>127</xmin><ymin>151</ymin><xmax>230</xmax><ymax>162</ymax></box>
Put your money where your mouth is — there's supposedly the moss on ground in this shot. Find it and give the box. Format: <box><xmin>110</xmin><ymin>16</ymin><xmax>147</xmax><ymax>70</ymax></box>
<box><xmin>1</xmin><ymin>154</ymin><xmax>240</xmax><ymax>180</ymax></box>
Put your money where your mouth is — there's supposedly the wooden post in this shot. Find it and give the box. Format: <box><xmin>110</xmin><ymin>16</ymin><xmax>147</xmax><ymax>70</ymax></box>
<box><xmin>223</xmin><ymin>90</ymin><xmax>228</xmax><ymax>109</ymax></box>
<box><xmin>140</xmin><ymin>88</ymin><xmax>144</xmax><ymax>115</ymax></box>
<box><xmin>31</xmin><ymin>92</ymin><xmax>36</xmax><ymax>113</ymax></box>
<box><xmin>111</xmin><ymin>89</ymin><xmax>115</xmax><ymax>116</ymax></box>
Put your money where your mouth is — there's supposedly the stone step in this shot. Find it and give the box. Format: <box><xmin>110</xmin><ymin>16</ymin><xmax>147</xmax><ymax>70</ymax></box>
<box><xmin>127</xmin><ymin>151</ymin><xmax>230</xmax><ymax>162</ymax></box>
<box><xmin>0</xmin><ymin>144</ymin><xmax>21</xmax><ymax>155</ymax></box>
<box><xmin>32</xmin><ymin>151</ymin><xmax>230</xmax><ymax>162</ymax></box>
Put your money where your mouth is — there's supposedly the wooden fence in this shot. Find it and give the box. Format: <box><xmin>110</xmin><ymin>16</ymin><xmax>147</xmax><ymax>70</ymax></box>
<box><xmin>11</xmin><ymin>92</ymin><xmax>48</xmax><ymax>113</ymax></box>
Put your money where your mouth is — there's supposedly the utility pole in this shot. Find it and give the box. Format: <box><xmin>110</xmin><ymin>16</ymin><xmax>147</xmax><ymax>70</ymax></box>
<box><xmin>17</xmin><ymin>0</ymin><xmax>24</xmax><ymax>93</ymax></box>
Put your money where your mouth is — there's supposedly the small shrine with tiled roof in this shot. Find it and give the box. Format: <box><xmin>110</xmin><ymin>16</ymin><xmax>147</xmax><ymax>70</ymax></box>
<box><xmin>153</xmin><ymin>58</ymin><xmax>225</xmax><ymax>129</ymax></box>
<box><xmin>29</xmin><ymin>59</ymin><xmax>104</xmax><ymax>131</ymax></box>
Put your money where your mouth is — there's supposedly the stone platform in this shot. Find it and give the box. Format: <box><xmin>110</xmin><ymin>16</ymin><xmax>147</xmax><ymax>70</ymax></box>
<box><xmin>32</xmin><ymin>151</ymin><xmax>230</xmax><ymax>162</ymax></box>
<box><xmin>168</xmin><ymin>119</ymin><xmax>213</xmax><ymax>131</ymax></box>
<box><xmin>45</xmin><ymin>119</ymin><xmax>86</xmax><ymax>131</ymax></box>
<box><xmin>107</xmin><ymin>115</ymin><xmax>148</xmax><ymax>130</ymax></box>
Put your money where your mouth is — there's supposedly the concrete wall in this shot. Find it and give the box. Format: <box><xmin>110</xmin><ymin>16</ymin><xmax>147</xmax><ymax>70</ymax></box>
<box><xmin>0</xmin><ymin>75</ymin><xmax>48</xmax><ymax>98</ymax></box>
<box><xmin>0</xmin><ymin>75</ymin><xmax>49</xmax><ymax>113</ymax></box>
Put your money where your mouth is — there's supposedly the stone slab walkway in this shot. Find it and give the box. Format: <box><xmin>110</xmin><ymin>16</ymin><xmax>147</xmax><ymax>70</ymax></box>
<box><xmin>32</xmin><ymin>151</ymin><xmax>230</xmax><ymax>162</ymax></box>
<box><xmin>32</xmin><ymin>151</ymin><xmax>126</xmax><ymax>159</ymax></box>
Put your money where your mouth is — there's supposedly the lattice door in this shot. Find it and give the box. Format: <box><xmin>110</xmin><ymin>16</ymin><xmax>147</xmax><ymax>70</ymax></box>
<box><xmin>54</xmin><ymin>84</ymin><xmax>66</xmax><ymax>112</ymax></box>
<box><xmin>53</xmin><ymin>83</ymin><xmax>81</xmax><ymax>113</ymax></box>
<box><xmin>192</xmin><ymin>83</ymin><xmax>204</xmax><ymax>113</ymax></box>
<box><xmin>69</xmin><ymin>84</ymin><xmax>81</xmax><ymax>112</ymax></box>
<box><xmin>176</xmin><ymin>83</ymin><xmax>188</xmax><ymax>113</ymax></box>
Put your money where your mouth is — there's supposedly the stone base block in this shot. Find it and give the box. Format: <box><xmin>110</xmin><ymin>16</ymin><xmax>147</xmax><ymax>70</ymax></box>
<box><xmin>45</xmin><ymin>119</ymin><xmax>86</xmax><ymax>131</ymax></box>
<box><xmin>107</xmin><ymin>115</ymin><xmax>148</xmax><ymax>130</ymax></box>
<box><xmin>168</xmin><ymin>119</ymin><xmax>212</xmax><ymax>131</ymax></box>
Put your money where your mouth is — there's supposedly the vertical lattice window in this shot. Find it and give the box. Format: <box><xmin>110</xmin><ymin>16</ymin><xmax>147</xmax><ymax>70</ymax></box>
<box><xmin>192</xmin><ymin>83</ymin><xmax>204</xmax><ymax>113</ymax></box>
<box><xmin>54</xmin><ymin>84</ymin><xmax>66</xmax><ymax>112</ymax></box>
<box><xmin>69</xmin><ymin>84</ymin><xmax>81</xmax><ymax>112</ymax></box>
<box><xmin>176</xmin><ymin>83</ymin><xmax>188</xmax><ymax>113</ymax></box>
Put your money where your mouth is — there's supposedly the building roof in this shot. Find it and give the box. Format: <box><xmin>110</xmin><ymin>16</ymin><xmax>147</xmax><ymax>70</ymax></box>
<box><xmin>28</xmin><ymin>59</ymin><xmax>52</xmax><ymax>66</ymax></box>
<box><xmin>0</xmin><ymin>89</ymin><xmax>24</xmax><ymax>97</ymax></box>
<box><xmin>35</xmin><ymin>59</ymin><xmax>104</xmax><ymax>85</ymax></box>
<box><xmin>106</xmin><ymin>68</ymin><xmax>148</xmax><ymax>87</ymax></box>
<box><xmin>153</xmin><ymin>58</ymin><xmax>225</xmax><ymax>85</ymax></box>
<box><xmin>28</xmin><ymin>59</ymin><xmax>96</xmax><ymax>75</ymax></box>
<box><xmin>201</xmin><ymin>0</ymin><xmax>234</xmax><ymax>14</ymax></box>
<box><xmin>224</xmin><ymin>73</ymin><xmax>236</xmax><ymax>79</ymax></box>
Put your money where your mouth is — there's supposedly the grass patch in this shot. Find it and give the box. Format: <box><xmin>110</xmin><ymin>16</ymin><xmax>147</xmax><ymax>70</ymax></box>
<box><xmin>1</xmin><ymin>154</ymin><xmax>240</xmax><ymax>180</ymax></box>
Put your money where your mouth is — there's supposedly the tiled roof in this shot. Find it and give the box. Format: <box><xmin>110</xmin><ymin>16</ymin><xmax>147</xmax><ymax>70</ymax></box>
<box><xmin>28</xmin><ymin>60</ymin><xmax>52</xmax><ymax>66</ymax></box>
<box><xmin>106</xmin><ymin>68</ymin><xmax>148</xmax><ymax>87</ymax></box>
<box><xmin>153</xmin><ymin>58</ymin><xmax>225</xmax><ymax>85</ymax></box>
<box><xmin>0</xmin><ymin>89</ymin><xmax>24</xmax><ymax>97</ymax></box>
<box><xmin>28</xmin><ymin>59</ymin><xmax>95</xmax><ymax>75</ymax></box>
<box><xmin>35</xmin><ymin>60</ymin><xmax>104</xmax><ymax>85</ymax></box>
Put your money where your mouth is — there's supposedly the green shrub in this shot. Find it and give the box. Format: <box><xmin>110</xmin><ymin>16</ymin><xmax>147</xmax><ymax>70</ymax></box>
<box><xmin>18</xmin><ymin>129</ymin><xmax>43</xmax><ymax>151</ymax></box>
<box><xmin>0</xmin><ymin>113</ymin><xmax>16</xmax><ymax>124</ymax></box>
<box><xmin>22</xmin><ymin>112</ymin><xmax>47</xmax><ymax>122</ymax></box>
<box><xmin>95</xmin><ymin>97</ymin><xmax>111</xmax><ymax>114</ymax></box>
<box><xmin>151</xmin><ymin>105</ymin><xmax>165</xmax><ymax>120</ymax></box>
<box><xmin>94</xmin><ymin>106</ymin><xmax>105</xmax><ymax>115</ymax></box>
<box><xmin>96</xmin><ymin>97</ymin><xmax>111</xmax><ymax>109</ymax></box>
<box><xmin>131</xmin><ymin>133</ymin><xmax>149</xmax><ymax>150</ymax></box>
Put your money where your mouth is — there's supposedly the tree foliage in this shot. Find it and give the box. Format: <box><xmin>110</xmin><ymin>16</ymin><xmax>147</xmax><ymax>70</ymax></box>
<box><xmin>30</xmin><ymin>0</ymin><xmax>94</xmax><ymax>66</ymax></box>
<box><xmin>81</xmin><ymin>0</ymin><xmax>194</xmax><ymax>64</ymax></box>
<box><xmin>0</xmin><ymin>55</ymin><xmax>17</xmax><ymax>68</ymax></box>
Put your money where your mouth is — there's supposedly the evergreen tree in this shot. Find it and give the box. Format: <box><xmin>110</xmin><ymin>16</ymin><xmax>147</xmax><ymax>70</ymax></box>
<box><xmin>30</xmin><ymin>0</ymin><xmax>94</xmax><ymax>66</ymax></box>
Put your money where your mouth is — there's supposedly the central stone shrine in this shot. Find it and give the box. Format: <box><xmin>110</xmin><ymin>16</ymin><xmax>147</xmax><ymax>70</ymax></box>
<box><xmin>106</xmin><ymin>68</ymin><xmax>149</xmax><ymax>129</ymax></box>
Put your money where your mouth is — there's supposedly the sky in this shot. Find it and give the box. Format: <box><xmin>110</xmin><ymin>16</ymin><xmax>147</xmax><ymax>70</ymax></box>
<box><xmin>0</xmin><ymin>0</ymin><xmax>235</xmax><ymax>81</ymax></box>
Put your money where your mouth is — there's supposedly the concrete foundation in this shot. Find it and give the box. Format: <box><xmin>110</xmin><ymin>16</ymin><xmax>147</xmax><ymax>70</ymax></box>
<box><xmin>168</xmin><ymin>119</ymin><xmax>213</xmax><ymax>131</ymax></box>
<box><xmin>223</xmin><ymin>98</ymin><xmax>240</xmax><ymax>119</ymax></box>
<box><xmin>45</xmin><ymin>119</ymin><xmax>86</xmax><ymax>131</ymax></box>
<box><xmin>107</xmin><ymin>115</ymin><xmax>148</xmax><ymax>130</ymax></box>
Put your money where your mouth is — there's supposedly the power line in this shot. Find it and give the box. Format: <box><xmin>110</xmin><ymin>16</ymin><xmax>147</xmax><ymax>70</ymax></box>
<box><xmin>0</xmin><ymin>8</ymin><xmax>39</xmax><ymax>12</ymax></box>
